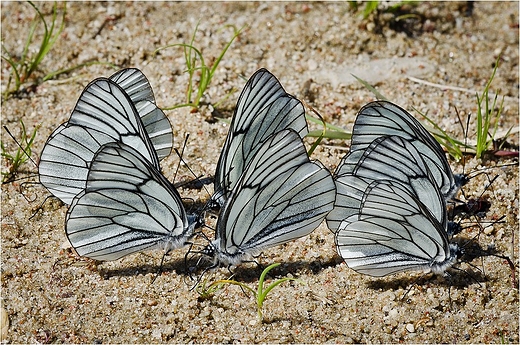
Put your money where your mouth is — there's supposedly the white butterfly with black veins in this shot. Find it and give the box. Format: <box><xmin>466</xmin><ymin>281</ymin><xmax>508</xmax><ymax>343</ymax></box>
<box><xmin>39</xmin><ymin>68</ymin><xmax>172</xmax><ymax>205</ymax></box>
<box><xmin>203</xmin><ymin>129</ymin><xmax>336</xmax><ymax>267</ymax></box>
<box><xmin>347</xmin><ymin>101</ymin><xmax>467</xmax><ymax>201</ymax></box>
<box><xmin>327</xmin><ymin>135</ymin><xmax>446</xmax><ymax>233</ymax></box>
<box><xmin>66</xmin><ymin>141</ymin><xmax>196</xmax><ymax>261</ymax></box>
<box><xmin>212</xmin><ymin>68</ymin><xmax>308</xmax><ymax>207</ymax></box>
<box><xmin>335</xmin><ymin>180</ymin><xmax>461</xmax><ymax>277</ymax></box>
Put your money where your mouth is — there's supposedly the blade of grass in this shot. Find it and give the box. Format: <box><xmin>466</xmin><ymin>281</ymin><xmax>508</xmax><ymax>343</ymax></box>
<box><xmin>42</xmin><ymin>61</ymin><xmax>118</xmax><ymax>81</ymax></box>
<box><xmin>305</xmin><ymin>104</ymin><xmax>327</xmax><ymax>156</ymax></box>
<box><xmin>475</xmin><ymin>58</ymin><xmax>504</xmax><ymax>158</ymax></box>
<box><xmin>305</xmin><ymin>115</ymin><xmax>352</xmax><ymax>140</ymax></box>
<box><xmin>256</xmin><ymin>263</ymin><xmax>301</xmax><ymax>320</ymax></box>
<box><xmin>155</xmin><ymin>24</ymin><xmax>243</xmax><ymax>110</ymax></box>
<box><xmin>351</xmin><ymin>73</ymin><xmax>388</xmax><ymax>100</ymax></box>
<box><xmin>414</xmin><ymin>107</ymin><xmax>467</xmax><ymax>160</ymax></box>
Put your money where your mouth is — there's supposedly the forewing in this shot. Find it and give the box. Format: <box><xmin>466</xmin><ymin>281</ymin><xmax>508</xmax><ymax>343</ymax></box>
<box><xmin>351</xmin><ymin>101</ymin><xmax>457</xmax><ymax>199</ymax></box>
<box><xmin>109</xmin><ymin>68</ymin><xmax>173</xmax><ymax>160</ymax></box>
<box><xmin>109</xmin><ymin>68</ymin><xmax>155</xmax><ymax>104</ymax></box>
<box><xmin>213</xmin><ymin>68</ymin><xmax>308</xmax><ymax>206</ymax></box>
<box><xmin>39</xmin><ymin>78</ymin><xmax>159</xmax><ymax>204</ymax></box>
<box><xmin>134</xmin><ymin>100</ymin><xmax>173</xmax><ymax>160</ymax></box>
<box><xmin>217</xmin><ymin>129</ymin><xmax>335</xmax><ymax>256</ymax></box>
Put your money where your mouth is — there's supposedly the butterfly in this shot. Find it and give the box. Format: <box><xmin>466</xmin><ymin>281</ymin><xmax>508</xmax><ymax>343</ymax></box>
<box><xmin>326</xmin><ymin>135</ymin><xmax>446</xmax><ymax>233</ymax></box>
<box><xmin>212</xmin><ymin>68</ymin><xmax>308</xmax><ymax>207</ymax></box>
<box><xmin>202</xmin><ymin>129</ymin><xmax>336</xmax><ymax>267</ymax></box>
<box><xmin>66</xmin><ymin>141</ymin><xmax>196</xmax><ymax>261</ymax></box>
<box><xmin>335</xmin><ymin>179</ymin><xmax>462</xmax><ymax>277</ymax></box>
<box><xmin>346</xmin><ymin>101</ymin><xmax>467</xmax><ymax>201</ymax></box>
<box><xmin>39</xmin><ymin>68</ymin><xmax>172</xmax><ymax>205</ymax></box>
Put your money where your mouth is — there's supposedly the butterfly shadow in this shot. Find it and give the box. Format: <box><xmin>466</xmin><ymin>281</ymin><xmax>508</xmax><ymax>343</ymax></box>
<box><xmin>96</xmin><ymin>255</ymin><xmax>191</xmax><ymax>280</ymax></box>
<box><xmin>222</xmin><ymin>255</ymin><xmax>345</xmax><ymax>284</ymax></box>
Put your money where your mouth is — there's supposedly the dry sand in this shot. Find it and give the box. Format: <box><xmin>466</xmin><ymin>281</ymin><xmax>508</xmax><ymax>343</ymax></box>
<box><xmin>1</xmin><ymin>2</ymin><xmax>519</xmax><ymax>343</ymax></box>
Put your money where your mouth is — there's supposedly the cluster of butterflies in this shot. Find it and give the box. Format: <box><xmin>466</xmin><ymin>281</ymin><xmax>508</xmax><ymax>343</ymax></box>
<box><xmin>38</xmin><ymin>67</ymin><xmax>477</xmax><ymax>280</ymax></box>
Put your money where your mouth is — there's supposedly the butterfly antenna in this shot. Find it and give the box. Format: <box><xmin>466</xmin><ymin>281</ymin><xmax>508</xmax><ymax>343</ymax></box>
<box><xmin>2</xmin><ymin>173</ymin><xmax>39</xmax><ymax>186</ymax></box>
<box><xmin>173</xmin><ymin>147</ymin><xmax>212</xmax><ymax>199</ymax></box>
<box><xmin>28</xmin><ymin>195</ymin><xmax>63</xmax><ymax>220</ymax></box>
<box><xmin>173</xmin><ymin>133</ymin><xmax>190</xmax><ymax>182</ymax></box>
<box><xmin>465</xmin><ymin>161</ymin><xmax>517</xmax><ymax>180</ymax></box>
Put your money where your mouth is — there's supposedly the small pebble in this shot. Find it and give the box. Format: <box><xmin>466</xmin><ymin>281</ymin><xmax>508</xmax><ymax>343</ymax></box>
<box><xmin>406</xmin><ymin>323</ymin><xmax>415</xmax><ymax>333</ymax></box>
<box><xmin>483</xmin><ymin>225</ymin><xmax>494</xmax><ymax>235</ymax></box>
<box><xmin>1</xmin><ymin>301</ymin><xmax>8</xmax><ymax>341</ymax></box>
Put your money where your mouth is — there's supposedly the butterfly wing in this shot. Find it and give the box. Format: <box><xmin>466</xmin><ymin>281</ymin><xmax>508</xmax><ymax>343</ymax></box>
<box><xmin>213</xmin><ymin>68</ymin><xmax>308</xmax><ymax>206</ymax></box>
<box><xmin>109</xmin><ymin>68</ymin><xmax>156</xmax><ymax>104</ymax></box>
<box><xmin>66</xmin><ymin>142</ymin><xmax>192</xmax><ymax>261</ymax></box>
<box><xmin>327</xmin><ymin>136</ymin><xmax>445</xmax><ymax>233</ymax></box>
<box><xmin>39</xmin><ymin>78</ymin><xmax>160</xmax><ymax>204</ymax></box>
<box><xmin>109</xmin><ymin>68</ymin><xmax>173</xmax><ymax>160</ymax></box>
<box><xmin>335</xmin><ymin>180</ymin><xmax>455</xmax><ymax>277</ymax></box>
<box><xmin>350</xmin><ymin>101</ymin><xmax>461</xmax><ymax>200</ymax></box>
<box><xmin>212</xmin><ymin>129</ymin><xmax>335</xmax><ymax>266</ymax></box>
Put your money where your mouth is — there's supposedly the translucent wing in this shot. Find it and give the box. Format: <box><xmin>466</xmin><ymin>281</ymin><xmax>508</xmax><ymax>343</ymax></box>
<box><xmin>109</xmin><ymin>68</ymin><xmax>156</xmax><ymax>104</ymax></box>
<box><xmin>133</xmin><ymin>100</ymin><xmax>173</xmax><ymax>160</ymax></box>
<box><xmin>327</xmin><ymin>136</ymin><xmax>444</xmax><ymax>233</ymax></box>
<box><xmin>109</xmin><ymin>68</ymin><xmax>173</xmax><ymax>159</ymax></box>
<box><xmin>39</xmin><ymin>77</ymin><xmax>162</xmax><ymax>204</ymax></box>
<box><xmin>335</xmin><ymin>180</ymin><xmax>459</xmax><ymax>277</ymax></box>
<box><xmin>213</xmin><ymin>68</ymin><xmax>308</xmax><ymax>206</ymax></box>
<box><xmin>347</xmin><ymin>101</ymin><xmax>465</xmax><ymax>200</ymax></box>
<box><xmin>208</xmin><ymin>129</ymin><xmax>336</xmax><ymax>267</ymax></box>
<box><xmin>66</xmin><ymin>142</ymin><xmax>194</xmax><ymax>261</ymax></box>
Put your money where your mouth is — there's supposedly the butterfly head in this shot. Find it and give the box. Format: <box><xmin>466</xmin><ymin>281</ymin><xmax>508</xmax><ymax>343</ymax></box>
<box><xmin>446</xmin><ymin>221</ymin><xmax>462</xmax><ymax>237</ymax></box>
<box><xmin>429</xmin><ymin>243</ymin><xmax>461</xmax><ymax>276</ymax></box>
<box><xmin>200</xmin><ymin>240</ymin><xmax>252</xmax><ymax>269</ymax></box>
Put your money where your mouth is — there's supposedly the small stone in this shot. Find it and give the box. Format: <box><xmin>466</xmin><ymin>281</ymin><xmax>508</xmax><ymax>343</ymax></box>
<box><xmin>406</xmin><ymin>323</ymin><xmax>415</xmax><ymax>333</ymax></box>
<box><xmin>308</xmin><ymin>59</ymin><xmax>318</xmax><ymax>71</ymax></box>
<box><xmin>1</xmin><ymin>301</ymin><xmax>8</xmax><ymax>341</ymax></box>
<box><xmin>483</xmin><ymin>225</ymin><xmax>494</xmax><ymax>235</ymax></box>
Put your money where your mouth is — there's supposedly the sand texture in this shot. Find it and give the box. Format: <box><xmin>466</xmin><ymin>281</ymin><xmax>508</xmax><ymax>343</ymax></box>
<box><xmin>1</xmin><ymin>2</ymin><xmax>519</xmax><ymax>343</ymax></box>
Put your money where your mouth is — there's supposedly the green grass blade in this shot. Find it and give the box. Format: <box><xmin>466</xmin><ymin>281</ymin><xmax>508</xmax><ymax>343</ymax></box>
<box><xmin>306</xmin><ymin>107</ymin><xmax>327</xmax><ymax>156</ymax></box>
<box><xmin>306</xmin><ymin>129</ymin><xmax>352</xmax><ymax>140</ymax></box>
<box><xmin>475</xmin><ymin>57</ymin><xmax>501</xmax><ymax>158</ymax></box>
<box><xmin>351</xmin><ymin>74</ymin><xmax>388</xmax><ymax>100</ymax></box>
<box><xmin>414</xmin><ymin>107</ymin><xmax>465</xmax><ymax>161</ymax></box>
<box><xmin>256</xmin><ymin>263</ymin><xmax>301</xmax><ymax>320</ymax></box>
<box><xmin>305</xmin><ymin>114</ymin><xmax>352</xmax><ymax>140</ymax></box>
<box><xmin>362</xmin><ymin>1</ymin><xmax>379</xmax><ymax>18</ymax></box>
<box><xmin>209</xmin><ymin>25</ymin><xmax>244</xmax><ymax>77</ymax></box>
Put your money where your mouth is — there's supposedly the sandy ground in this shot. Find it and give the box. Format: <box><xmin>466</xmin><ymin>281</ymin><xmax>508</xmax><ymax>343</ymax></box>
<box><xmin>1</xmin><ymin>2</ymin><xmax>519</xmax><ymax>343</ymax></box>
